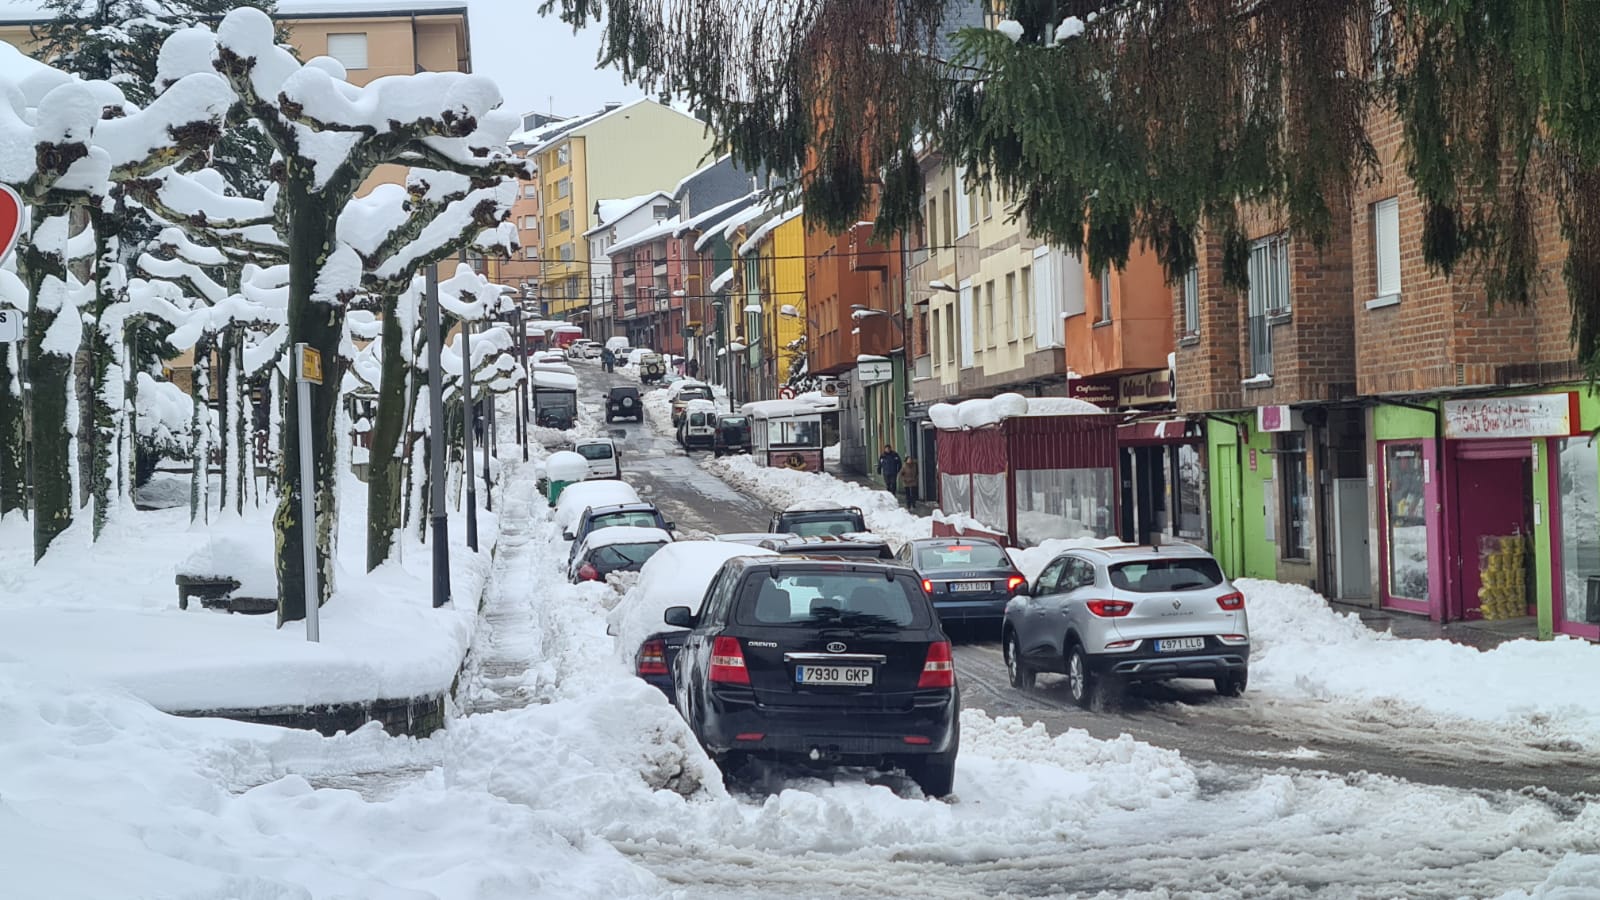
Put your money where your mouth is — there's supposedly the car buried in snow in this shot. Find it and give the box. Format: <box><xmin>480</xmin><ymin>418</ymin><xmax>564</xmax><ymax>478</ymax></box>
<box><xmin>568</xmin><ymin>526</ymin><xmax>673</xmax><ymax>583</ymax></box>
<box><xmin>665</xmin><ymin>555</ymin><xmax>960</xmax><ymax>797</ymax></box>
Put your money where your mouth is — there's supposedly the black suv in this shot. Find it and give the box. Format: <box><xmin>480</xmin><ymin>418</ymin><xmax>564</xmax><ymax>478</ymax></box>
<box><xmin>666</xmin><ymin>556</ymin><xmax>960</xmax><ymax>797</ymax></box>
<box><xmin>606</xmin><ymin>386</ymin><xmax>643</xmax><ymax>423</ymax></box>
<box><xmin>769</xmin><ymin>504</ymin><xmax>868</xmax><ymax>537</ymax></box>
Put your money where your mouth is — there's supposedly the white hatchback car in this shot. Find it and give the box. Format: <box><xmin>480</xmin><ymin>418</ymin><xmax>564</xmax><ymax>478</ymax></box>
<box><xmin>572</xmin><ymin>437</ymin><xmax>621</xmax><ymax>480</ymax></box>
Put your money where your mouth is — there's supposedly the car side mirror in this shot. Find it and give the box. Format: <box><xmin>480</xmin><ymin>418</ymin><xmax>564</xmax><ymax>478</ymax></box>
<box><xmin>563</xmin><ymin>530</ymin><xmax>574</xmax><ymax>541</ymax></box>
<box><xmin>666</xmin><ymin>522</ymin><xmax>676</xmax><ymax>531</ymax></box>
<box><xmin>663</xmin><ymin>606</ymin><xmax>696</xmax><ymax>628</ymax></box>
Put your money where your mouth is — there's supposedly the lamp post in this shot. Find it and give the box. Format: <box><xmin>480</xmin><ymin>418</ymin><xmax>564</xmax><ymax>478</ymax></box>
<box><xmin>424</xmin><ymin>264</ymin><xmax>451</xmax><ymax>608</ymax></box>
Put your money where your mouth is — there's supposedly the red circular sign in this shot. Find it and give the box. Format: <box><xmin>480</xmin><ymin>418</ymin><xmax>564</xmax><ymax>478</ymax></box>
<box><xmin>778</xmin><ymin>386</ymin><xmax>796</xmax><ymax>400</ymax></box>
<box><xmin>0</xmin><ymin>184</ymin><xmax>25</xmax><ymax>267</ymax></box>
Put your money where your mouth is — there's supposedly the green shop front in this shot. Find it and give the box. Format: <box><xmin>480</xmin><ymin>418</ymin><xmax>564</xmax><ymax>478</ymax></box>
<box><xmin>1374</xmin><ymin>389</ymin><xmax>1600</xmax><ymax>638</ymax></box>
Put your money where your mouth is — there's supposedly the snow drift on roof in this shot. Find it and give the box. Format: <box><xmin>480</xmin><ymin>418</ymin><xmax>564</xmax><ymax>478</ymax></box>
<box><xmin>929</xmin><ymin>393</ymin><xmax>1104</xmax><ymax>430</ymax></box>
<box><xmin>738</xmin><ymin>205</ymin><xmax>804</xmax><ymax>256</ymax></box>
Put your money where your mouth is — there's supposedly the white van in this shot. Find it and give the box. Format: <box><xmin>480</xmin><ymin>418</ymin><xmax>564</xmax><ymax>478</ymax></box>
<box><xmin>572</xmin><ymin>437</ymin><xmax>621</xmax><ymax>480</ymax></box>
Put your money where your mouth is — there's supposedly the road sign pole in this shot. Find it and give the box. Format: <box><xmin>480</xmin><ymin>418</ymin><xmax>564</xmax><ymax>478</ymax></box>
<box><xmin>462</xmin><ymin>316</ymin><xmax>478</xmax><ymax>553</ymax></box>
<box><xmin>293</xmin><ymin>343</ymin><xmax>321</xmax><ymax>643</ymax></box>
<box><xmin>425</xmin><ymin>265</ymin><xmax>451</xmax><ymax>607</ymax></box>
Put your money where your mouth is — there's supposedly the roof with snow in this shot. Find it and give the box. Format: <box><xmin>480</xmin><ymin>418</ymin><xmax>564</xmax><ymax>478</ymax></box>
<box><xmin>738</xmin><ymin>205</ymin><xmax>805</xmax><ymax>257</ymax></box>
<box><xmin>674</xmin><ymin>194</ymin><xmax>757</xmax><ymax>239</ymax></box>
<box><xmin>577</xmin><ymin>526</ymin><xmax>674</xmax><ymax>552</ymax></box>
<box><xmin>605</xmin><ymin>214</ymin><xmax>683</xmax><ymax>256</ymax></box>
<box><xmin>707</xmin><ymin>268</ymin><xmax>735</xmax><ymax>295</ymax></box>
<box><xmin>929</xmin><ymin>393</ymin><xmax>1106</xmax><ymax>430</ymax></box>
<box><xmin>593</xmin><ymin>192</ymin><xmax>670</xmax><ymax>230</ymax></box>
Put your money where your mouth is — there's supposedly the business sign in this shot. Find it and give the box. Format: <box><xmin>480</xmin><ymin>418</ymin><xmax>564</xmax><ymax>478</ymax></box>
<box><xmin>1443</xmin><ymin>393</ymin><xmax>1576</xmax><ymax>439</ymax></box>
<box><xmin>1257</xmin><ymin>405</ymin><xmax>1294</xmax><ymax>433</ymax></box>
<box><xmin>0</xmin><ymin>183</ymin><xmax>24</xmax><ymax>269</ymax></box>
<box><xmin>857</xmin><ymin>359</ymin><xmax>894</xmax><ymax>385</ymax></box>
<box><xmin>296</xmin><ymin>344</ymin><xmax>323</xmax><ymax>385</ymax></box>
<box><xmin>1069</xmin><ymin>378</ymin><xmax>1117</xmax><ymax>409</ymax></box>
<box><xmin>1119</xmin><ymin>369</ymin><xmax>1174</xmax><ymax>407</ymax></box>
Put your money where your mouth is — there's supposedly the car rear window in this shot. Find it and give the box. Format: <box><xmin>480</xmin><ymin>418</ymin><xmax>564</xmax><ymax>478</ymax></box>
<box><xmin>576</xmin><ymin>443</ymin><xmax>614</xmax><ymax>460</ymax></box>
<box><xmin>719</xmin><ymin>416</ymin><xmax>747</xmax><ymax>426</ymax></box>
<box><xmin>591</xmin><ymin>511</ymin><xmax>659</xmax><ymax>530</ymax></box>
<box><xmin>786</xmin><ymin>517</ymin><xmax>863</xmax><ymax>537</ymax></box>
<box><xmin>1109</xmin><ymin>558</ymin><xmax>1225</xmax><ymax>592</ymax></box>
<box><xmin>917</xmin><ymin>543</ymin><xmax>1009</xmax><ymax>570</ymax></box>
<box><xmin>740</xmin><ymin>573</ymin><xmax>923</xmax><ymax>627</ymax></box>
<box><xmin>590</xmin><ymin>542</ymin><xmax>666</xmax><ymax>568</ymax></box>
<box><xmin>689</xmin><ymin>412</ymin><xmax>708</xmax><ymax>426</ymax></box>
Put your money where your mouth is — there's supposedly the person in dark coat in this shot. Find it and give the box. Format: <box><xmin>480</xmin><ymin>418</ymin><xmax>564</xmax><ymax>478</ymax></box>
<box><xmin>686</xmin><ymin>357</ymin><xmax>700</xmax><ymax>380</ymax></box>
<box><xmin>899</xmin><ymin>456</ymin><xmax>920</xmax><ymax>507</ymax></box>
<box><xmin>876</xmin><ymin>444</ymin><xmax>903</xmax><ymax>494</ymax></box>
<box><xmin>600</xmin><ymin>347</ymin><xmax>615</xmax><ymax>372</ymax></box>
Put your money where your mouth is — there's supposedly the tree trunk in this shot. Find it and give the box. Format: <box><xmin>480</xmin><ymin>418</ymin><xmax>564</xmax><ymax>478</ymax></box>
<box><xmin>0</xmin><ymin>343</ymin><xmax>24</xmax><ymax>518</ymax></box>
<box><xmin>87</xmin><ymin>210</ymin><xmax>120</xmax><ymax>538</ymax></box>
<box><xmin>19</xmin><ymin>211</ymin><xmax>76</xmax><ymax>562</ymax></box>
<box><xmin>275</xmin><ymin>172</ymin><xmax>346</xmax><ymax>624</ymax></box>
<box><xmin>190</xmin><ymin>333</ymin><xmax>211</xmax><ymax>523</ymax></box>
<box><xmin>365</xmin><ymin>295</ymin><xmax>407</xmax><ymax>570</ymax></box>
<box><xmin>235</xmin><ymin>329</ymin><xmax>250</xmax><ymax>515</ymax></box>
<box><xmin>124</xmin><ymin>320</ymin><xmax>140</xmax><ymax>502</ymax></box>
<box><xmin>215</xmin><ymin>332</ymin><xmax>232</xmax><ymax>514</ymax></box>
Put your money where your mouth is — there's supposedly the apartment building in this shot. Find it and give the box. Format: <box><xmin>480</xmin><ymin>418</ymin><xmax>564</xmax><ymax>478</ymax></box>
<box><xmin>584</xmin><ymin>191</ymin><xmax>672</xmax><ymax>343</ymax></box>
<box><xmin>516</xmin><ymin>99</ymin><xmax>715</xmax><ymax>326</ymax></box>
<box><xmin>736</xmin><ymin>206</ymin><xmax>806</xmax><ymax>399</ymax></box>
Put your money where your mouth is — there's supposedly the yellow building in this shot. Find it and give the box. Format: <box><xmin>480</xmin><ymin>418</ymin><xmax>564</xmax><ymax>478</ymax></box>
<box><xmin>737</xmin><ymin>206</ymin><xmax>806</xmax><ymax>397</ymax></box>
<box><xmin>518</xmin><ymin>99</ymin><xmax>715</xmax><ymax>323</ymax></box>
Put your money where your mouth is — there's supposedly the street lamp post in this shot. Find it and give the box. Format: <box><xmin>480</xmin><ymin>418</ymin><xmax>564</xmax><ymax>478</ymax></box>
<box><xmin>424</xmin><ymin>264</ymin><xmax>451</xmax><ymax>608</ymax></box>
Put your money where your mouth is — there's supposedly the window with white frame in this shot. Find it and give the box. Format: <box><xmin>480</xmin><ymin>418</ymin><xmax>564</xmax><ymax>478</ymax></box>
<box><xmin>1098</xmin><ymin>265</ymin><xmax>1112</xmax><ymax>323</ymax></box>
<box><xmin>559</xmin><ymin>243</ymin><xmax>574</xmax><ymax>262</ymax></box>
<box><xmin>1182</xmin><ymin>265</ymin><xmax>1200</xmax><ymax>335</ymax></box>
<box><xmin>557</xmin><ymin>143</ymin><xmax>571</xmax><ymax>166</ymax></box>
<box><xmin>556</xmin><ymin>177</ymin><xmax>571</xmax><ymax>199</ymax></box>
<box><xmin>1020</xmin><ymin>266</ymin><xmax>1034</xmax><ymax>338</ymax></box>
<box><xmin>557</xmin><ymin>210</ymin><xmax>572</xmax><ymax>233</ymax></box>
<box><xmin>1372</xmin><ymin>197</ymin><xmax>1401</xmax><ymax>302</ymax></box>
<box><xmin>945</xmin><ymin>305</ymin><xmax>956</xmax><ymax>368</ymax></box>
<box><xmin>521</xmin><ymin>215</ymin><xmax>537</xmax><ymax>230</ymax></box>
<box><xmin>1247</xmin><ymin>233</ymin><xmax>1290</xmax><ymax>376</ymax></box>
<box><xmin>984</xmin><ymin>280</ymin><xmax>996</xmax><ymax>349</ymax></box>
<box><xmin>953</xmin><ymin>166</ymin><xmax>972</xmax><ymax>235</ymax></box>
<box><xmin>1371</xmin><ymin>0</ymin><xmax>1395</xmax><ymax>76</ymax></box>
<box><xmin>326</xmin><ymin>33</ymin><xmax>368</xmax><ymax>70</ymax></box>
<box><xmin>930</xmin><ymin>310</ymin><xmax>942</xmax><ymax>371</ymax></box>
<box><xmin>958</xmin><ymin>281</ymin><xmax>974</xmax><ymax>367</ymax></box>
<box><xmin>522</xmin><ymin>183</ymin><xmax>537</xmax><ymax>199</ymax></box>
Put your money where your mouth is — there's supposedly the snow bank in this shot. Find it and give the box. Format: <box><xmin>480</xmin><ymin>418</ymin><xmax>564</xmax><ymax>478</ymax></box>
<box><xmin>553</xmin><ymin>480</ymin><xmax>641</xmax><ymax>531</ymax></box>
<box><xmin>1243</xmin><ymin>578</ymin><xmax>1600</xmax><ymax>748</ymax></box>
<box><xmin>545</xmin><ymin>449</ymin><xmax>588</xmax><ymax>483</ymax></box>
<box><xmin>705</xmin><ymin>454</ymin><xmax>932</xmax><ymax>547</ymax></box>
<box><xmin>176</xmin><ymin>533</ymin><xmax>277</xmax><ymax>599</ymax></box>
<box><xmin>578</xmin><ymin>525</ymin><xmax>673</xmax><ymax>551</ymax></box>
<box><xmin>1009</xmin><ymin>536</ymin><xmax>1129</xmax><ymax>581</ymax></box>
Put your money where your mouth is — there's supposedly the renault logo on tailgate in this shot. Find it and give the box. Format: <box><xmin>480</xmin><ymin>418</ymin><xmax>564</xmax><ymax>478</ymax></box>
<box><xmin>826</xmin><ymin>642</ymin><xmax>848</xmax><ymax>653</ymax></box>
<box><xmin>1172</xmin><ymin>600</ymin><xmax>1182</xmax><ymax>610</ymax></box>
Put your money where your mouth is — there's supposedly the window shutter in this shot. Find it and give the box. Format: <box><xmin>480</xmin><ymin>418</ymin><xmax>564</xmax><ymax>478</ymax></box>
<box><xmin>1375</xmin><ymin>198</ymin><xmax>1401</xmax><ymax>297</ymax></box>
<box><xmin>326</xmin><ymin>33</ymin><xmax>368</xmax><ymax>70</ymax></box>
<box><xmin>954</xmin><ymin>166</ymin><xmax>971</xmax><ymax>235</ymax></box>
<box><xmin>1031</xmin><ymin>246</ymin><xmax>1055</xmax><ymax>347</ymax></box>
<box><xmin>958</xmin><ymin>280</ymin><xmax>975</xmax><ymax>367</ymax></box>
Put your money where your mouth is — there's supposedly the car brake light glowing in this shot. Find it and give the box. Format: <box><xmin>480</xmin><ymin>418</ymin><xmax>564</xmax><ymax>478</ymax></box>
<box><xmin>949</xmin><ymin>545</ymin><xmax>973</xmax><ymax>552</ymax></box>
<box><xmin>577</xmin><ymin>563</ymin><xmax>600</xmax><ymax>581</ymax></box>
<box><xmin>922</xmin><ymin>579</ymin><xmax>934</xmax><ymax>594</ymax></box>
<box><xmin>734</xmin><ymin>732</ymin><xmax>765</xmax><ymax>742</ymax></box>
<box><xmin>1217</xmin><ymin>591</ymin><xmax>1246</xmax><ymax>611</ymax></box>
<box><xmin>902</xmin><ymin>735</ymin><xmax>931</xmax><ymax>745</ymax></box>
<box><xmin>917</xmin><ymin>640</ymin><xmax>955</xmax><ymax>688</ymax></box>
<box><xmin>709</xmin><ymin>635</ymin><xmax>750</xmax><ymax>684</ymax></box>
<box><xmin>636</xmin><ymin>638</ymin><xmax>668</xmax><ymax>676</ymax></box>
<box><xmin>1007</xmin><ymin>575</ymin><xmax>1026</xmax><ymax>592</ymax></box>
<box><xmin>1220</xmin><ymin>633</ymin><xmax>1250</xmax><ymax>644</ymax></box>
<box><xmin>1085</xmin><ymin>599</ymin><xmax>1134</xmax><ymax>617</ymax></box>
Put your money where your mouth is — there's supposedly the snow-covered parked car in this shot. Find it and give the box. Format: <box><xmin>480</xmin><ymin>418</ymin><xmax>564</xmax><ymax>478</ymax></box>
<box><xmin>568</xmin><ymin>526</ymin><xmax>673</xmax><ymax>583</ymax></box>
<box><xmin>555</xmin><ymin>480</ymin><xmax>641</xmax><ymax>538</ymax></box>
<box><xmin>572</xmin><ymin>437</ymin><xmax>621</xmax><ymax>480</ymax></box>
<box><xmin>607</xmin><ymin>540</ymin><xmax>778</xmax><ymax>697</ymax></box>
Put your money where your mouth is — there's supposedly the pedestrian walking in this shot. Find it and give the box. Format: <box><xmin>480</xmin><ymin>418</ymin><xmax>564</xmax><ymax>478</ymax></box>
<box><xmin>876</xmin><ymin>443</ymin><xmax>902</xmax><ymax>495</ymax></box>
<box><xmin>600</xmin><ymin>347</ymin><xmax>615</xmax><ymax>372</ymax></box>
<box><xmin>686</xmin><ymin>357</ymin><xmax>700</xmax><ymax>380</ymax></box>
<box><xmin>899</xmin><ymin>456</ymin><xmax>919</xmax><ymax>508</ymax></box>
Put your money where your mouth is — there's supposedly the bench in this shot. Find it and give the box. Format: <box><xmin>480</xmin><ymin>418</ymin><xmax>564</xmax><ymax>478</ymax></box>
<box><xmin>175</xmin><ymin>574</ymin><xmax>276</xmax><ymax>614</ymax></box>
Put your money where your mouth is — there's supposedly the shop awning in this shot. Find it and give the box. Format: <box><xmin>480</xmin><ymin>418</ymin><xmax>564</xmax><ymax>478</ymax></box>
<box><xmin>1117</xmin><ymin>419</ymin><xmax>1199</xmax><ymax>446</ymax></box>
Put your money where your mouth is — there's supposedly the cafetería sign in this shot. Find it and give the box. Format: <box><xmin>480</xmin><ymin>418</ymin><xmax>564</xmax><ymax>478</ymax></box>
<box><xmin>1119</xmin><ymin>368</ymin><xmax>1174</xmax><ymax>407</ymax></box>
<box><xmin>1443</xmin><ymin>393</ymin><xmax>1579</xmax><ymax>440</ymax></box>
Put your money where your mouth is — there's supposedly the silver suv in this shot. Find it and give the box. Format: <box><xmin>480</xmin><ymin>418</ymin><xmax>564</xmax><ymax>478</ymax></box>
<box><xmin>1002</xmin><ymin>543</ymin><xmax>1249</xmax><ymax>709</ymax></box>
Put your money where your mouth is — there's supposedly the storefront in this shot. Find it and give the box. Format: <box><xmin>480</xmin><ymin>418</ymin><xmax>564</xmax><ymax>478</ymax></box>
<box><xmin>1374</xmin><ymin>389</ymin><xmax>1600</xmax><ymax>637</ymax></box>
<box><xmin>1114</xmin><ymin>369</ymin><xmax>1208</xmax><ymax>549</ymax></box>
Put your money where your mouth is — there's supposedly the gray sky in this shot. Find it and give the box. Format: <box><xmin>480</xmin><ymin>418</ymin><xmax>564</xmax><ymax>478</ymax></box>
<box><xmin>468</xmin><ymin>1</ymin><xmax>646</xmax><ymax>121</ymax></box>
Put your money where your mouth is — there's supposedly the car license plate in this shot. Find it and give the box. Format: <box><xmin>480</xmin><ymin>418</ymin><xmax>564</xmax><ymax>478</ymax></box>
<box><xmin>1156</xmin><ymin>637</ymin><xmax>1206</xmax><ymax>652</ymax></box>
<box><xmin>795</xmin><ymin>665</ymin><xmax>874</xmax><ymax>686</ymax></box>
<box><xmin>951</xmin><ymin>581</ymin><xmax>991</xmax><ymax>592</ymax></box>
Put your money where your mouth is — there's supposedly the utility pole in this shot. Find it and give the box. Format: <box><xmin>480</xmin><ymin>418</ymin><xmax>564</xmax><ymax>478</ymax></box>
<box><xmin>517</xmin><ymin>299</ymin><xmax>530</xmax><ymax>461</ymax></box>
<box><xmin>461</xmin><ymin>313</ymin><xmax>478</xmax><ymax>552</ymax></box>
<box><xmin>425</xmin><ymin>264</ymin><xmax>451</xmax><ymax>607</ymax></box>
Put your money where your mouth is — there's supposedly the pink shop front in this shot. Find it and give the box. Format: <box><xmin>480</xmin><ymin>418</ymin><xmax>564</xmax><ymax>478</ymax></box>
<box><xmin>1374</xmin><ymin>391</ymin><xmax>1600</xmax><ymax>638</ymax></box>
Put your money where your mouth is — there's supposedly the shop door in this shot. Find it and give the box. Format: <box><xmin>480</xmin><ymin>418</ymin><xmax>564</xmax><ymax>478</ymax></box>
<box><xmin>1452</xmin><ymin>455</ymin><xmax>1531</xmax><ymax>620</ymax></box>
<box><xmin>1333</xmin><ymin>478</ymin><xmax>1371</xmax><ymax>599</ymax></box>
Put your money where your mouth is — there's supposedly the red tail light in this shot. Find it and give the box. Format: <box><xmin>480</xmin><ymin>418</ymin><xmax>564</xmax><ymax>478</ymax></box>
<box><xmin>917</xmin><ymin>640</ymin><xmax>955</xmax><ymax>688</ymax></box>
<box><xmin>709</xmin><ymin>635</ymin><xmax>750</xmax><ymax>684</ymax></box>
<box><xmin>577</xmin><ymin>563</ymin><xmax>600</xmax><ymax>581</ymax></box>
<box><xmin>636</xmin><ymin>638</ymin><xmax>668</xmax><ymax>676</ymax></box>
<box><xmin>922</xmin><ymin>579</ymin><xmax>934</xmax><ymax>594</ymax></box>
<box><xmin>1217</xmin><ymin>591</ymin><xmax>1245</xmax><ymax>611</ymax></box>
<box><xmin>1007</xmin><ymin>575</ymin><xmax>1026</xmax><ymax>592</ymax></box>
<box><xmin>1086</xmin><ymin>599</ymin><xmax>1134</xmax><ymax>617</ymax></box>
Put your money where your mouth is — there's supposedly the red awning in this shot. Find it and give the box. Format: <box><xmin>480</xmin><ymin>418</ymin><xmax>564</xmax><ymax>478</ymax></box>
<box><xmin>1117</xmin><ymin>419</ymin><xmax>1198</xmax><ymax>446</ymax></box>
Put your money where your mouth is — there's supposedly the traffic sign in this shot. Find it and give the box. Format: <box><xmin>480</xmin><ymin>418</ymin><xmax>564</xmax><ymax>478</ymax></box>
<box><xmin>778</xmin><ymin>386</ymin><xmax>796</xmax><ymax>400</ymax></box>
<box><xmin>0</xmin><ymin>183</ymin><xmax>25</xmax><ymax>269</ymax></box>
<box><xmin>0</xmin><ymin>309</ymin><xmax>19</xmax><ymax>343</ymax></box>
<box><xmin>296</xmin><ymin>344</ymin><xmax>323</xmax><ymax>384</ymax></box>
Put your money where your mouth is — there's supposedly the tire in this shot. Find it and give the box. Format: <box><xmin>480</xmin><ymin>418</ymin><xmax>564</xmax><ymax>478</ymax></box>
<box><xmin>712</xmin><ymin>750</ymin><xmax>749</xmax><ymax>781</ymax></box>
<box><xmin>1003</xmin><ymin>630</ymin><xmax>1036</xmax><ymax>691</ymax></box>
<box><xmin>905</xmin><ymin>719</ymin><xmax>959</xmax><ymax>799</ymax></box>
<box><xmin>1214</xmin><ymin>669</ymin><xmax>1248</xmax><ymax>697</ymax></box>
<box><xmin>1066</xmin><ymin>642</ymin><xmax>1099</xmax><ymax>710</ymax></box>
<box><xmin>605</xmin><ymin>413</ymin><xmax>613</xmax><ymax>423</ymax></box>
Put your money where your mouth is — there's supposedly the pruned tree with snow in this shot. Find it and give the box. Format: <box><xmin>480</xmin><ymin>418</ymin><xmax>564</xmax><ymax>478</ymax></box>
<box><xmin>0</xmin><ymin>52</ymin><xmax>231</xmax><ymax>560</ymax></box>
<box><xmin>158</xmin><ymin>8</ymin><xmax>531</xmax><ymax>623</ymax></box>
<box><xmin>340</xmin><ymin>169</ymin><xmax>520</xmax><ymax>572</ymax></box>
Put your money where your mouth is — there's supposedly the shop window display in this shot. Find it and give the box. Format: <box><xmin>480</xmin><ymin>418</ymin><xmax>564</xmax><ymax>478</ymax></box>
<box><xmin>1175</xmin><ymin>444</ymin><xmax>1208</xmax><ymax>544</ymax></box>
<box><xmin>1014</xmin><ymin>468</ymin><xmax>1114</xmax><ymax>545</ymax></box>
<box><xmin>1385</xmin><ymin>444</ymin><xmax>1428</xmax><ymax>601</ymax></box>
<box><xmin>972</xmin><ymin>473</ymin><xmax>1008</xmax><ymax>534</ymax></box>
<box><xmin>1558</xmin><ymin>438</ymin><xmax>1600</xmax><ymax>627</ymax></box>
<box><xmin>941</xmin><ymin>473</ymin><xmax>971</xmax><ymax>518</ymax></box>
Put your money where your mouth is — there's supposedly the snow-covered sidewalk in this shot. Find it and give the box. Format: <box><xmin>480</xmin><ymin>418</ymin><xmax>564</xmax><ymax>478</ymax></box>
<box><xmin>0</xmin><ymin>466</ymin><xmax>497</xmax><ymax>714</ymax></box>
